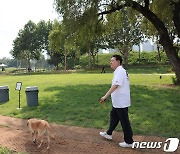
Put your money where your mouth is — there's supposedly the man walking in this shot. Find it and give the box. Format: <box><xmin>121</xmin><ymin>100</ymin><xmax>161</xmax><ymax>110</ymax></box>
<box><xmin>100</xmin><ymin>54</ymin><xmax>134</xmax><ymax>148</ymax></box>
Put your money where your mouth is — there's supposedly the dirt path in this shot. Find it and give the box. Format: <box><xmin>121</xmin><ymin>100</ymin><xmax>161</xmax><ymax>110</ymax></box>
<box><xmin>0</xmin><ymin>115</ymin><xmax>179</xmax><ymax>154</ymax></box>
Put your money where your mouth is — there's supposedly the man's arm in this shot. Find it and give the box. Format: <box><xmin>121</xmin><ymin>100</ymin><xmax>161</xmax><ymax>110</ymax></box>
<box><xmin>100</xmin><ymin>85</ymin><xmax>119</xmax><ymax>102</ymax></box>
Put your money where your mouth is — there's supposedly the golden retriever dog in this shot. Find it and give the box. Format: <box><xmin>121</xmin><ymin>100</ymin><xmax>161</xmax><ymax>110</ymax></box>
<box><xmin>27</xmin><ymin>118</ymin><xmax>55</xmax><ymax>150</ymax></box>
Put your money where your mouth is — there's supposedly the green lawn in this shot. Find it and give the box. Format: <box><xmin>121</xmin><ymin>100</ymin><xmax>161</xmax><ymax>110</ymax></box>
<box><xmin>0</xmin><ymin>72</ymin><xmax>179</xmax><ymax>138</ymax></box>
<box><xmin>0</xmin><ymin>146</ymin><xmax>28</xmax><ymax>154</ymax></box>
<box><xmin>0</xmin><ymin>146</ymin><xmax>13</xmax><ymax>154</ymax></box>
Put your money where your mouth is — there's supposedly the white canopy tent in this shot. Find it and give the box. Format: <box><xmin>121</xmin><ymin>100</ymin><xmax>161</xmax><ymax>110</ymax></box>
<box><xmin>0</xmin><ymin>64</ymin><xmax>7</xmax><ymax>67</ymax></box>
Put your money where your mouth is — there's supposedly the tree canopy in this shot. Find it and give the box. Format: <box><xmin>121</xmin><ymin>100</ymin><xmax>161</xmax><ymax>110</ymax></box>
<box><xmin>11</xmin><ymin>20</ymin><xmax>53</xmax><ymax>69</ymax></box>
<box><xmin>54</xmin><ymin>0</ymin><xmax>180</xmax><ymax>84</ymax></box>
<box><xmin>105</xmin><ymin>9</ymin><xmax>144</xmax><ymax>68</ymax></box>
<box><xmin>11</xmin><ymin>20</ymin><xmax>41</xmax><ymax>69</ymax></box>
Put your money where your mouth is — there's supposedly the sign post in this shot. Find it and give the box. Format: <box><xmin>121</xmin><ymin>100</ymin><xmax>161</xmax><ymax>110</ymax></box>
<box><xmin>15</xmin><ymin>82</ymin><xmax>22</xmax><ymax>109</ymax></box>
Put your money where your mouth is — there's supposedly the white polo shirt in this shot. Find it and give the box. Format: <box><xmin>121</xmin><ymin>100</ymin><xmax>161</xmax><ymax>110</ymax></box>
<box><xmin>111</xmin><ymin>66</ymin><xmax>131</xmax><ymax>108</ymax></box>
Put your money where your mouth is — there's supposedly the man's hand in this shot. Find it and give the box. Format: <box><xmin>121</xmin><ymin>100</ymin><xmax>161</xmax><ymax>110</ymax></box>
<box><xmin>100</xmin><ymin>96</ymin><xmax>107</xmax><ymax>103</ymax></box>
<box><xmin>100</xmin><ymin>96</ymin><xmax>107</xmax><ymax>107</ymax></box>
<box><xmin>99</xmin><ymin>85</ymin><xmax>118</xmax><ymax>106</ymax></box>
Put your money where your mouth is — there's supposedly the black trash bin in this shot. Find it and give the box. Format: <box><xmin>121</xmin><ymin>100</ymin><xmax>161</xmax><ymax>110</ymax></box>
<box><xmin>0</xmin><ymin>86</ymin><xmax>9</xmax><ymax>103</ymax></box>
<box><xmin>25</xmin><ymin>86</ymin><xmax>38</xmax><ymax>106</ymax></box>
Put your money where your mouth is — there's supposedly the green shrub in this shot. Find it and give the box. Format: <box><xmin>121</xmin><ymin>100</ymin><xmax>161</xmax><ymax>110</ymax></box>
<box><xmin>172</xmin><ymin>76</ymin><xmax>180</xmax><ymax>85</ymax></box>
<box><xmin>74</xmin><ymin>65</ymin><xmax>82</xmax><ymax>69</ymax></box>
<box><xmin>79</xmin><ymin>51</ymin><xmax>170</xmax><ymax>67</ymax></box>
<box><xmin>128</xmin><ymin>51</ymin><xmax>169</xmax><ymax>65</ymax></box>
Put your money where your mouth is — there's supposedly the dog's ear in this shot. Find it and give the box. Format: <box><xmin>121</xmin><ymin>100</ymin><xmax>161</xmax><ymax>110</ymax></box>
<box><xmin>27</xmin><ymin>121</ymin><xmax>29</xmax><ymax>126</ymax></box>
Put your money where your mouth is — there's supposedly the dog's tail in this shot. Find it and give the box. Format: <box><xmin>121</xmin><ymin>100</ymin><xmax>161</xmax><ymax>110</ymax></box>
<box><xmin>45</xmin><ymin>123</ymin><xmax>55</xmax><ymax>140</ymax></box>
<box><xmin>45</xmin><ymin>122</ymin><xmax>51</xmax><ymax>131</ymax></box>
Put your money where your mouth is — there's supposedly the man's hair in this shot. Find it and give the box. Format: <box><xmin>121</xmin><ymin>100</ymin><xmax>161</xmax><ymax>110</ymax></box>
<box><xmin>112</xmin><ymin>54</ymin><xmax>123</xmax><ymax>64</ymax></box>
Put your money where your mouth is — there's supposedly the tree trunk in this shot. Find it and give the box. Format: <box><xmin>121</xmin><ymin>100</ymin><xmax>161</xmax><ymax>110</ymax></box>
<box><xmin>92</xmin><ymin>55</ymin><xmax>96</xmax><ymax>68</ymax></box>
<box><xmin>64</xmin><ymin>49</ymin><xmax>67</xmax><ymax>71</ymax></box>
<box><xmin>138</xmin><ymin>44</ymin><xmax>141</xmax><ymax>63</ymax></box>
<box><xmin>88</xmin><ymin>49</ymin><xmax>91</xmax><ymax>68</ymax></box>
<box><xmin>160</xmin><ymin>36</ymin><xmax>180</xmax><ymax>84</ymax></box>
<box><xmin>92</xmin><ymin>50</ymin><xmax>98</xmax><ymax>68</ymax></box>
<box><xmin>157</xmin><ymin>44</ymin><xmax>161</xmax><ymax>62</ymax></box>
<box><xmin>28</xmin><ymin>59</ymin><xmax>31</xmax><ymax>70</ymax></box>
<box><xmin>96</xmin><ymin>49</ymin><xmax>99</xmax><ymax>65</ymax></box>
<box><xmin>123</xmin><ymin>50</ymin><xmax>129</xmax><ymax>69</ymax></box>
<box><xmin>56</xmin><ymin>64</ymin><xmax>59</xmax><ymax>70</ymax></box>
<box><xmin>27</xmin><ymin>58</ymin><xmax>31</xmax><ymax>73</ymax></box>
